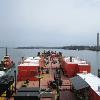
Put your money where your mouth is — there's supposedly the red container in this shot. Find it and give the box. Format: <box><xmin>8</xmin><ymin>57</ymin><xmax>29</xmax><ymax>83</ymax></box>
<box><xmin>78</xmin><ymin>65</ymin><xmax>91</xmax><ymax>73</ymax></box>
<box><xmin>17</xmin><ymin>66</ymin><xmax>38</xmax><ymax>81</ymax></box>
<box><xmin>62</xmin><ymin>57</ymin><xmax>91</xmax><ymax>78</ymax></box>
<box><xmin>63</xmin><ymin>62</ymin><xmax>78</xmax><ymax>78</ymax></box>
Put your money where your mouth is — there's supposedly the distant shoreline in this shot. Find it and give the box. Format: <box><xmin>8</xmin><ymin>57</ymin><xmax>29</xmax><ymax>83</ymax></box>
<box><xmin>15</xmin><ymin>46</ymin><xmax>100</xmax><ymax>51</ymax></box>
<box><xmin>0</xmin><ymin>46</ymin><xmax>100</xmax><ymax>51</ymax></box>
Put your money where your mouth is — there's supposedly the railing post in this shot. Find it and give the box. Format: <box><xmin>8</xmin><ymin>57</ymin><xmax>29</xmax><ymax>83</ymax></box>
<box><xmin>98</xmin><ymin>69</ymin><xmax>100</xmax><ymax>78</ymax></box>
<box><xmin>14</xmin><ymin>70</ymin><xmax>16</xmax><ymax>93</ymax></box>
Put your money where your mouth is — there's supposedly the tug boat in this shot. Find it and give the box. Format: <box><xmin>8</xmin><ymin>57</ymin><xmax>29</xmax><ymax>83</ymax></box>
<box><xmin>1</xmin><ymin>55</ymin><xmax>14</xmax><ymax>69</ymax></box>
<box><xmin>0</xmin><ymin>48</ymin><xmax>15</xmax><ymax>97</ymax></box>
<box><xmin>0</xmin><ymin>48</ymin><xmax>15</xmax><ymax>77</ymax></box>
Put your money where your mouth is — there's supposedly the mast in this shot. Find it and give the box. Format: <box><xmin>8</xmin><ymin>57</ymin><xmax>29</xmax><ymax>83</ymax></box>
<box><xmin>6</xmin><ymin>47</ymin><xmax>8</xmax><ymax>56</ymax></box>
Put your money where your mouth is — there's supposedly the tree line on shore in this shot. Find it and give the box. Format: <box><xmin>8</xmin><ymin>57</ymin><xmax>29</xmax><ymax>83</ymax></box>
<box><xmin>16</xmin><ymin>46</ymin><xmax>100</xmax><ymax>51</ymax></box>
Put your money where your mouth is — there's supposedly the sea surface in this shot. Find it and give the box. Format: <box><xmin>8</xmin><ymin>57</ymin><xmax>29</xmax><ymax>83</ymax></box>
<box><xmin>0</xmin><ymin>48</ymin><xmax>100</xmax><ymax>76</ymax></box>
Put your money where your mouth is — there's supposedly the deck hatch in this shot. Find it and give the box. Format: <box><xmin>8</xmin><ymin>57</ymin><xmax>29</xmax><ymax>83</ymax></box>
<box><xmin>70</xmin><ymin>76</ymin><xmax>89</xmax><ymax>90</ymax></box>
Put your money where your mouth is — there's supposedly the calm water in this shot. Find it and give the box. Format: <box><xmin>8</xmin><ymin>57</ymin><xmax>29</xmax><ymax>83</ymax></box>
<box><xmin>0</xmin><ymin>48</ymin><xmax>100</xmax><ymax>76</ymax></box>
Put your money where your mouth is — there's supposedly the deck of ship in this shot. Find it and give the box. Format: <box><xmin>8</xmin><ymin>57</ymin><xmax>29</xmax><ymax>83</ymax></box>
<box><xmin>7</xmin><ymin>56</ymin><xmax>77</xmax><ymax>100</ymax></box>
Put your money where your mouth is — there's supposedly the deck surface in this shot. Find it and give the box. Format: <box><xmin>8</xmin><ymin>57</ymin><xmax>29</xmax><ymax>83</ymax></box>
<box><xmin>2</xmin><ymin>56</ymin><xmax>77</xmax><ymax>100</ymax></box>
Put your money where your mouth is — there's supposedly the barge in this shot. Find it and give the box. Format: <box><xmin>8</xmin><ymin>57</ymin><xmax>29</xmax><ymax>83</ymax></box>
<box><xmin>0</xmin><ymin>51</ymin><xmax>100</xmax><ymax>100</ymax></box>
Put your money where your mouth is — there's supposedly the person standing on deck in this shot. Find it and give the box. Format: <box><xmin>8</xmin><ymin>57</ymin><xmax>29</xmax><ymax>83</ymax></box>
<box><xmin>39</xmin><ymin>55</ymin><xmax>45</xmax><ymax>74</ymax></box>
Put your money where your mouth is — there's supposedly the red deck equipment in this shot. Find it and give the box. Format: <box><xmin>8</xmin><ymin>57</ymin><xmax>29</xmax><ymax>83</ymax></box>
<box><xmin>62</xmin><ymin>57</ymin><xmax>91</xmax><ymax>77</ymax></box>
<box><xmin>17</xmin><ymin>57</ymin><xmax>45</xmax><ymax>81</ymax></box>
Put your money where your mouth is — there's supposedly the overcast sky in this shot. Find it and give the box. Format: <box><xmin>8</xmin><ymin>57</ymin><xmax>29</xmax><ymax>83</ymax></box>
<box><xmin>0</xmin><ymin>0</ymin><xmax>100</xmax><ymax>47</ymax></box>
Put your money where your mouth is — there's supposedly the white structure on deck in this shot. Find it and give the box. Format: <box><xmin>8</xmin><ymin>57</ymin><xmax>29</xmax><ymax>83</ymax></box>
<box><xmin>19</xmin><ymin>56</ymin><xmax>41</xmax><ymax>66</ymax></box>
<box><xmin>78</xmin><ymin>73</ymin><xmax>100</xmax><ymax>96</ymax></box>
<box><xmin>64</xmin><ymin>57</ymin><xmax>89</xmax><ymax>65</ymax></box>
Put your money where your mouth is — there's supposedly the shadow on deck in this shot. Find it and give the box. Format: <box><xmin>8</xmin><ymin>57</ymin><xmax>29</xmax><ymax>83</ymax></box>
<box><xmin>60</xmin><ymin>90</ymin><xmax>77</xmax><ymax>100</ymax></box>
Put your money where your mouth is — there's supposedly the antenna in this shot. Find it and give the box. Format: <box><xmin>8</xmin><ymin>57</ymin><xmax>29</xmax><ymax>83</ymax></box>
<box><xmin>6</xmin><ymin>47</ymin><xmax>8</xmax><ymax>56</ymax></box>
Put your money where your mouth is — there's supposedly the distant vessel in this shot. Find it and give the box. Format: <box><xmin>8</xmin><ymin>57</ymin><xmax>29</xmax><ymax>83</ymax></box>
<box><xmin>0</xmin><ymin>48</ymin><xmax>15</xmax><ymax>77</ymax></box>
<box><xmin>0</xmin><ymin>48</ymin><xmax>15</xmax><ymax>97</ymax></box>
